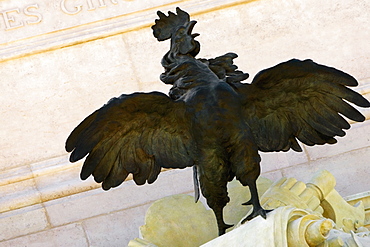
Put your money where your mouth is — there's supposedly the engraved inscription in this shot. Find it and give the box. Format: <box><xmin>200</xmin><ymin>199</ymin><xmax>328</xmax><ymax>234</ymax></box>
<box><xmin>1</xmin><ymin>8</ymin><xmax>24</xmax><ymax>30</ymax></box>
<box><xmin>1</xmin><ymin>0</ymin><xmax>136</xmax><ymax>32</ymax></box>
<box><xmin>24</xmin><ymin>4</ymin><xmax>42</xmax><ymax>25</ymax></box>
<box><xmin>61</xmin><ymin>0</ymin><xmax>125</xmax><ymax>15</ymax></box>
<box><xmin>1</xmin><ymin>4</ymin><xmax>42</xmax><ymax>30</ymax></box>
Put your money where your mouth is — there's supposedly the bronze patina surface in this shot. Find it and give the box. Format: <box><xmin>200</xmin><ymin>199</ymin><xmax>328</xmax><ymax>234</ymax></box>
<box><xmin>66</xmin><ymin>8</ymin><xmax>370</xmax><ymax>235</ymax></box>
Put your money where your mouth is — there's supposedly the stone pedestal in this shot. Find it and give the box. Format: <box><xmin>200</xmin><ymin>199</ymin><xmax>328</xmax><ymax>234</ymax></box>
<box><xmin>129</xmin><ymin>170</ymin><xmax>370</xmax><ymax>247</ymax></box>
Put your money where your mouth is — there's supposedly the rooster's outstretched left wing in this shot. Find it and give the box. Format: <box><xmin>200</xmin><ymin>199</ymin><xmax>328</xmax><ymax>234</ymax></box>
<box><xmin>66</xmin><ymin>92</ymin><xmax>196</xmax><ymax>190</ymax></box>
<box><xmin>235</xmin><ymin>59</ymin><xmax>370</xmax><ymax>152</ymax></box>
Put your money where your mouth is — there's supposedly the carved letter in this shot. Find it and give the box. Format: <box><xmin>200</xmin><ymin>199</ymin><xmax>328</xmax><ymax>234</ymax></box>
<box><xmin>24</xmin><ymin>4</ymin><xmax>42</xmax><ymax>25</ymax></box>
<box><xmin>110</xmin><ymin>0</ymin><xmax>118</xmax><ymax>4</ymax></box>
<box><xmin>1</xmin><ymin>8</ymin><xmax>24</xmax><ymax>30</ymax></box>
<box><xmin>86</xmin><ymin>0</ymin><xmax>96</xmax><ymax>11</ymax></box>
<box><xmin>61</xmin><ymin>0</ymin><xmax>83</xmax><ymax>15</ymax></box>
<box><xmin>98</xmin><ymin>0</ymin><xmax>107</xmax><ymax>8</ymax></box>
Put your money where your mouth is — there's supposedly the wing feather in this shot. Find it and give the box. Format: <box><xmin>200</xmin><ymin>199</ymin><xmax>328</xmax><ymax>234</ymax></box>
<box><xmin>92</xmin><ymin>134</ymin><xmax>123</xmax><ymax>183</ymax></box>
<box><xmin>304</xmin><ymin>103</ymin><xmax>345</xmax><ymax>137</ymax></box>
<box><xmin>289</xmin><ymin>137</ymin><xmax>302</xmax><ymax>152</ymax></box>
<box><xmin>311</xmin><ymin>98</ymin><xmax>350</xmax><ymax>130</ymax></box>
<box><xmin>102</xmin><ymin>156</ymin><xmax>129</xmax><ymax>190</ymax></box>
<box><xmin>321</xmin><ymin>83</ymin><xmax>370</xmax><ymax>107</ymax></box>
<box><xmin>239</xmin><ymin>59</ymin><xmax>369</xmax><ymax>152</ymax></box>
<box><xmin>65</xmin><ymin>111</ymin><xmax>99</xmax><ymax>153</ymax></box>
<box><xmin>66</xmin><ymin>92</ymin><xmax>195</xmax><ymax>190</ymax></box>
<box><xmin>323</xmin><ymin>93</ymin><xmax>366</xmax><ymax>122</ymax></box>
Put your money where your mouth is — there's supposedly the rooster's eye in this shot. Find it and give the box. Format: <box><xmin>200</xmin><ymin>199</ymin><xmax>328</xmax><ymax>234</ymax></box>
<box><xmin>177</xmin><ymin>28</ymin><xmax>186</xmax><ymax>35</ymax></box>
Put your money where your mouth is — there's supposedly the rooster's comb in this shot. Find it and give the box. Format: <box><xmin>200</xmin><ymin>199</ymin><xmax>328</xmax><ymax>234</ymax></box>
<box><xmin>152</xmin><ymin>7</ymin><xmax>190</xmax><ymax>41</ymax></box>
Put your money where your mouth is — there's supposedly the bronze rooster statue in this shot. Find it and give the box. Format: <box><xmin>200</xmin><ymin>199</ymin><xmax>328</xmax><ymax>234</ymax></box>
<box><xmin>66</xmin><ymin>8</ymin><xmax>370</xmax><ymax>235</ymax></box>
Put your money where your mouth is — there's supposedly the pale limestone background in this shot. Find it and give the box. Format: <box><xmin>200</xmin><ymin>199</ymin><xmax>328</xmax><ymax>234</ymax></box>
<box><xmin>0</xmin><ymin>0</ymin><xmax>369</xmax><ymax>246</ymax></box>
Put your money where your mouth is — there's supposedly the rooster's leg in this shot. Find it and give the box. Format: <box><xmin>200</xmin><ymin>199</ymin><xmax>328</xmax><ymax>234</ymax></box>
<box><xmin>201</xmin><ymin>181</ymin><xmax>233</xmax><ymax>235</ymax></box>
<box><xmin>212</xmin><ymin>205</ymin><xmax>233</xmax><ymax>235</ymax></box>
<box><xmin>231</xmin><ymin>145</ymin><xmax>272</xmax><ymax>224</ymax></box>
<box><xmin>241</xmin><ymin>179</ymin><xmax>272</xmax><ymax>224</ymax></box>
<box><xmin>197</xmin><ymin>161</ymin><xmax>233</xmax><ymax>235</ymax></box>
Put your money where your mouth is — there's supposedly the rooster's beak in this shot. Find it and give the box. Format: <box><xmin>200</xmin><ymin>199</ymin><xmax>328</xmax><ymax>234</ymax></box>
<box><xmin>186</xmin><ymin>21</ymin><xmax>199</xmax><ymax>37</ymax></box>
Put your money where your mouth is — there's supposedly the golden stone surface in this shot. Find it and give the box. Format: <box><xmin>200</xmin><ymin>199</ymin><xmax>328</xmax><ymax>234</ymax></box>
<box><xmin>139</xmin><ymin>194</ymin><xmax>218</xmax><ymax>247</ymax></box>
<box><xmin>130</xmin><ymin>171</ymin><xmax>370</xmax><ymax>247</ymax></box>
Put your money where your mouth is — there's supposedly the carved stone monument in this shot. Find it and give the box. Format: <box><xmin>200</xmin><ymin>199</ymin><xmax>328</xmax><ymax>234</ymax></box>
<box><xmin>129</xmin><ymin>170</ymin><xmax>370</xmax><ymax>247</ymax></box>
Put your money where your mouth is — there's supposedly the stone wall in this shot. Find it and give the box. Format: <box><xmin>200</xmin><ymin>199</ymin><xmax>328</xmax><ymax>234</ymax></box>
<box><xmin>0</xmin><ymin>0</ymin><xmax>369</xmax><ymax>246</ymax></box>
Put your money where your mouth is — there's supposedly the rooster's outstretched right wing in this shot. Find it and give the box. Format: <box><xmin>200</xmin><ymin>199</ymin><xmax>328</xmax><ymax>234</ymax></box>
<box><xmin>236</xmin><ymin>59</ymin><xmax>370</xmax><ymax>152</ymax></box>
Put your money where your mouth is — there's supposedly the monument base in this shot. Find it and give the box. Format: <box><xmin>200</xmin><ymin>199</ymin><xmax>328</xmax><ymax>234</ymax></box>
<box><xmin>128</xmin><ymin>170</ymin><xmax>370</xmax><ymax>247</ymax></box>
